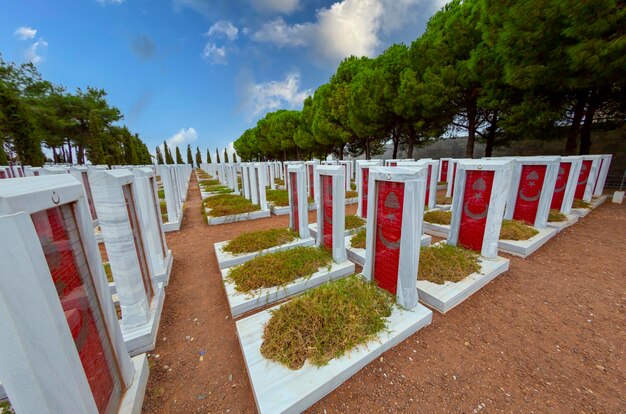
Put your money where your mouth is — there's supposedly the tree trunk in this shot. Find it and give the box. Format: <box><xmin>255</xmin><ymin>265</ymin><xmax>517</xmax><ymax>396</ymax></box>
<box><xmin>465</xmin><ymin>100</ymin><xmax>477</xmax><ymax>158</ymax></box>
<box><xmin>407</xmin><ymin>125</ymin><xmax>415</xmax><ymax>159</ymax></box>
<box><xmin>579</xmin><ymin>89</ymin><xmax>602</xmax><ymax>155</ymax></box>
<box><xmin>484</xmin><ymin>113</ymin><xmax>498</xmax><ymax>157</ymax></box>
<box><xmin>52</xmin><ymin>146</ymin><xmax>58</xmax><ymax>163</ymax></box>
<box><xmin>392</xmin><ymin>131</ymin><xmax>399</xmax><ymax>159</ymax></box>
<box><xmin>365</xmin><ymin>137</ymin><xmax>371</xmax><ymax>160</ymax></box>
<box><xmin>77</xmin><ymin>145</ymin><xmax>85</xmax><ymax>165</ymax></box>
<box><xmin>66</xmin><ymin>138</ymin><xmax>73</xmax><ymax>164</ymax></box>
<box><xmin>565</xmin><ymin>92</ymin><xmax>587</xmax><ymax>155</ymax></box>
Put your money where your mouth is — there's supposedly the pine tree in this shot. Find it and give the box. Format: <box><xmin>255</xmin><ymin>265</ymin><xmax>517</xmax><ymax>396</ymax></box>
<box><xmin>224</xmin><ymin>148</ymin><xmax>229</xmax><ymax>163</ymax></box>
<box><xmin>232</xmin><ymin>152</ymin><xmax>237</xmax><ymax>163</ymax></box>
<box><xmin>195</xmin><ymin>146</ymin><xmax>202</xmax><ymax>167</ymax></box>
<box><xmin>216</xmin><ymin>148</ymin><xmax>221</xmax><ymax>163</ymax></box>
<box><xmin>206</xmin><ymin>148</ymin><xmax>212</xmax><ymax>164</ymax></box>
<box><xmin>186</xmin><ymin>144</ymin><xmax>193</xmax><ymax>165</ymax></box>
<box><xmin>164</xmin><ymin>140</ymin><xmax>174</xmax><ymax>164</ymax></box>
<box><xmin>175</xmin><ymin>146</ymin><xmax>184</xmax><ymax>164</ymax></box>
<box><xmin>156</xmin><ymin>146</ymin><xmax>164</xmax><ymax>164</ymax></box>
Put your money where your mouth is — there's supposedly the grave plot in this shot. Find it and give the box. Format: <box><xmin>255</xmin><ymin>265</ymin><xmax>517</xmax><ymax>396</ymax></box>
<box><xmin>220</xmin><ymin>165</ymin><xmax>353</xmax><ymax>317</ymax></box>
<box><xmin>91</xmin><ymin>170</ymin><xmax>166</xmax><ymax>355</ymax></box>
<box><xmin>0</xmin><ymin>174</ymin><xmax>148</xmax><ymax>414</ymax></box>
<box><xmin>498</xmin><ymin>157</ymin><xmax>559</xmax><ymax>257</ymax></box>
<box><xmin>133</xmin><ymin>168</ymin><xmax>174</xmax><ymax>285</ymax></box>
<box><xmin>547</xmin><ymin>156</ymin><xmax>582</xmax><ymax>231</ymax></box>
<box><xmin>309</xmin><ymin>214</ymin><xmax>365</xmax><ymax>238</ymax></box>
<box><xmin>199</xmin><ymin>176</ymin><xmax>233</xmax><ymax>198</ymax></box>
<box><xmin>423</xmin><ymin>209</ymin><xmax>452</xmax><ymax>238</ymax></box>
<box><xmin>417</xmin><ymin>160</ymin><xmax>511</xmax><ymax>314</ymax></box>
<box><xmin>215</xmin><ymin>166</ymin><xmax>315</xmax><ymax>269</ymax></box>
<box><xmin>236</xmin><ymin>166</ymin><xmax>432</xmax><ymax>414</ymax></box>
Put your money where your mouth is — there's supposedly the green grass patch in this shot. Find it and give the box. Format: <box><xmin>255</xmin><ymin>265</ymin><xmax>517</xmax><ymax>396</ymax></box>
<box><xmin>424</xmin><ymin>210</ymin><xmax>451</xmax><ymax>225</ymax></box>
<box><xmin>199</xmin><ymin>178</ymin><xmax>220</xmax><ymax>186</ymax></box>
<box><xmin>223</xmin><ymin>228</ymin><xmax>298</xmax><ymax>254</ymax></box>
<box><xmin>208</xmin><ymin>204</ymin><xmax>260</xmax><ymax>217</ymax></box>
<box><xmin>418</xmin><ymin>244</ymin><xmax>480</xmax><ymax>284</ymax></box>
<box><xmin>260</xmin><ymin>275</ymin><xmax>394</xmax><ymax>370</ymax></box>
<box><xmin>572</xmin><ymin>198</ymin><xmax>591</xmax><ymax>209</ymax></box>
<box><xmin>227</xmin><ymin>246</ymin><xmax>333</xmax><ymax>293</ymax></box>
<box><xmin>437</xmin><ymin>181</ymin><xmax>446</xmax><ymax>185</ymax></box>
<box><xmin>350</xmin><ymin>228</ymin><xmax>366</xmax><ymax>249</ymax></box>
<box><xmin>202</xmin><ymin>194</ymin><xmax>261</xmax><ymax>217</ymax></box>
<box><xmin>157</xmin><ymin>188</ymin><xmax>165</xmax><ymax>199</ymax></box>
<box><xmin>274</xmin><ymin>178</ymin><xmax>285</xmax><ymax>186</ymax></box>
<box><xmin>346</xmin><ymin>190</ymin><xmax>358</xmax><ymax>199</ymax></box>
<box><xmin>345</xmin><ymin>214</ymin><xmax>365</xmax><ymax>230</ymax></box>
<box><xmin>500</xmin><ymin>219</ymin><xmax>539</xmax><ymax>240</ymax></box>
<box><xmin>202</xmin><ymin>184</ymin><xmax>233</xmax><ymax>194</ymax></box>
<box><xmin>350</xmin><ymin>182</ymin><xmax>357</xmax><ymax>191</ymax></box>
<box><xmin>548</xmin><ymin>209</ymin><xmax>567</xmax><ymax>222</ymax></box>
<box><xmin>266</xmin><ymin>189</ymin><xmax>289</xmax><ymax>206</ymax></box>
<box><xmin>436</xmin><ymin>195</ymin><xmax>452</xmax><ymax>205</ymax></box>
<box><xmin>103</xmin><ymin>262</ymin><xmax>113</xmax><ymax>283</ymax></box>
<box><xmin>159</xmin><ymin>200</ymin><xmax>168</xmax><ymax>216</ymax></box>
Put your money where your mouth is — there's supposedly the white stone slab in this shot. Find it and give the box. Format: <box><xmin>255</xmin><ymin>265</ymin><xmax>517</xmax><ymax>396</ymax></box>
<box><xmin>214</xmin><ymin>236</ymin><xmax>315</xmax><ymax>270</ymax></box>
<box><xmin>162</xmin><ymin>214</ymin><xmax>182</xmax><ymax>232</ymax></box>
<box><xmin>308</xmin><ymin>223</ymin><xmax>364</xmax><ymax>239</ymax></box>
<box><xmin>236</xmin><ymin>301</ymin><xmax>432</xmax><ymax>414</ymax></box>
<box><xmin>546</xmin><ymin>213</ymin><xmax>579</xmax><ymax>232</ymax></box>
<box><xmin>435</xmin><ymin>204</ymin><xmax>451</xmax><ymax>211</ymax></box>
<box><xmin>269</xmin><ymin>203</ymin><xmax>290</xmax><ymax>216</ymax></box>
<box><xmin>417</xmin><ymin>254</ymin><xmax>509</xmax><ymax>314</ymax></box>
<box><xmin>423</xmin><ymin>221</ymin><xmax>450</xmax><ymax>238</ymax></box>
<box><xmin>205</xmin><ymin>208</ymin><xmax>271</xmax><ymax>225</ymax></box>
<box><xmin>345</xmin><ymin>234</ymin><xmax>432</xmax><ymax>266</ymax></box>
<box><xmin>155</xmin><ymin>250</ymin><xmax>173</xmax><ymax>285</ymax></box>
<box><xmin>345</xmin><ymin>197</ymin><xmax>358</xmax><ymax>205</ymax></box>
<box><xmin>498</xmin><ymin>226</ymin><xmax>557</xmax><ymax>258</ymax></box>
<box><xmin>436</xmin><ymin>184</ymin><xmax>446</xmax><ymax>191</ymax></box>
<box><xmin>121</xmin><ymin>283</ymin><xmax>166</xmax><ymax>356</ymax></box>
<box><xmin>119</xmin><ymin>353</ymin><xmax>150</xmax><ymax>414</ymax></box>
<box><xmin>222</xmin><ymin>261</ymin><xmax>355</xmax><ymax>318</ymax></box>
<box><xmin>590</xmin><ymin>195</ymin><xmax>607</xmax><ymax>209</ymax></box>
<box><xmin>571</xmin><ymin>207</ymin><xmax>591</xmax><ymax>217</ymax></box>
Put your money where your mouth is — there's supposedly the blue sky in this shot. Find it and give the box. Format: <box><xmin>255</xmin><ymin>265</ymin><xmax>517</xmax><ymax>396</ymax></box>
<box><xmin>1</xmin><ymin>0</ymin><xmax>446</xmax><ymax>159</ymax></box>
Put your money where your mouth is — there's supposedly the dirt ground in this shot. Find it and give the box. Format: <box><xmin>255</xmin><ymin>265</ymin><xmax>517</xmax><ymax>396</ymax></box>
<box><xmin>142</xmin><ymin>173</ymin><xmax>625</xmax><ymax>413</ymax></box>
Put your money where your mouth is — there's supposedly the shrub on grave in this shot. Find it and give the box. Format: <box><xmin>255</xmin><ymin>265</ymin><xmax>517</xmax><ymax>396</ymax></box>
<box><xmin>223</xmin><ymin>228</ymin><xmax>298</xmax><ymax>254</ymax></box>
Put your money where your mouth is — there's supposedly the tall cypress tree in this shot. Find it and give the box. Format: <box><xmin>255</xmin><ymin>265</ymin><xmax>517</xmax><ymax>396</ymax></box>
<box><xmin>232</xmin><ymin>152</ymin><xmax>237</xmax><ymax>163</ymax></box>
<box><xmin>216</xmin><ymin>148</ymin><xmax>221</xmax><ymax>163</ymax></box>
<box><xmin>156</xmin><ymin>146</ymin><xmax>164</xmax><ymax>164</ymax></box>
<box><xmin>0</xmin><ymin>140</ymin><xmax>8</xmax><ymax>165</ymax></box>
<box><xmin>175</xmin><ymin>146</ymin><xmax>184</xmax><ymax>164</ymax></box>
<box><xmin>186</xmin><ymin>144</ymin><xmax>193</xmax><ymax>165</ymax></box>
<box><xmin>164</xmin><ymin>140</ymin><xmax>174</xmax><ymax>164</ymax></box>
<box><xmin>195</xmin><ymin>146</ymin><xmax>202</xmax><ymax>167</ymax></box>
<box><xmin>206</xmin><ymin>148</ymin><xmax>212</xmax><ymax>164</ymax></box>
<box><xmin>224</xmin><ymin>148</ymin><xmax>229</xmax><ymax>163</ymax></box>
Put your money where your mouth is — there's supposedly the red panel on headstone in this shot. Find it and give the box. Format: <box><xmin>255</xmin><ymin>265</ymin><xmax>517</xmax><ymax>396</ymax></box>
<box><xmin>593</xmin><ymin>158</ymin><xmax>604</xmax><ymax>193</ymax></box>
<box><xmin>574</xmin><ymin>160</ymin><xmax>592</xmax><ymax>199</ymax></box>
<box><xmin>513</xmin><ymin>164</ymin><xmax>546</xmax><ymax>225</ymax></box>
<box><xmin>123</xmin><ymin>185</ymin><xmax>153</xmax><ymax>300</ymax></box>
<box><xmin>551</xmin><ymin>162</ymin><xmax>571</xmax><ymax>210</ymax></box>
<box><xmin>373</xmin><ymin>180</ymin><xmax>405</xmax><ymax>295</ymax></box>
<box><xmin>290</xmin><ymin>172</ymin><xmax>299</xmax><ymax>233</ymax></box>
<box><xmin>321</xmin><ymin>174</ymin><xmax>333</xmax><ymax>249</ymax></box>
<box><xmin>0</xmin><ymin>170</ymin><xmax>6</xmax><ymax>179</ymax></box>
<box><xmin>361</xmin><ymin>167</ymin><xmax>370</xmax><ymax>219</ymax></box>
<box><xmin>32</xmin><ymin>206</ymin><xmax>119</xmax><ymax>414</ymax></box>
<box><xmin>425</xmin><ymin>165</ymin><xmax>432</xmax><ymax>206</ymax></box>
<box><xmin>458</xmin><ymin>170</ymin><xmax>495</xmax><ymax>252</ymax></box>
<box><xmin>441</xmin><ymin>160</ymin><xmax>449</xmax><ymax>183</ymax></box>
<box><xmin>390</xmin><ymin>162</ymin><xmax>397</xmax><ymax>167</ymax></box>
<box><xmin>450</xmin><ymin>162</ymin><xmax>458</xmax><ymax>196</ymax></box>
<box><xmin>308</xmin><ymin>165</ymin><xmax>314</xmax><ymax>198</ymax></box>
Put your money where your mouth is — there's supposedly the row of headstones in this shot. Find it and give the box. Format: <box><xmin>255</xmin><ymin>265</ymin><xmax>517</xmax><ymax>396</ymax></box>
<box><xmin>0</xmin><ymin>163</ymin><xmax>192</xmax><ymax>413</ymax></box>
<box><xmin>285</xmin><ymin>153</ymin><xmax>612</xmax><ymax>308</ymax></box>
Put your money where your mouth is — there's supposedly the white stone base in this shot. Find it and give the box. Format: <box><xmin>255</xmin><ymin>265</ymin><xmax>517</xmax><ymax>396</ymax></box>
<box><xmin>206</xmin><ymin>208</ymin><xmax>271</xmax><ymax>225</ymax></box>
<box><xmin>417</xmin><ymin>254</ymin><xmax>509</xmax><ymax>314</ymax></box>
<box><xmin>222</xmin><ymin>261</ymin><xmax>355</xmax><ymax>318</ymax></box>
<box><xmin>437</xmin><ymin>184</ymin><xmax>447</xmax><ymax>191</ymax></box>
<box><xmin>345</xmin><ymin>197</ymin><xmax>358</xmax><ymax>205</ymax></box>
<box><xmin>236</xmin><ymin>301</ymin><xmax>432</xmax><ymax>414</ymax></box>
<box><xmin>308</xmin><ymin>223</ymin><xmax>364</xmax><ymax>239</ymax></box>
<box><xmin>498</xmin><ymin>226</ymin><xmax>557</xmax><ymax>258</ymax></box>
<box><xmin>547</xmin><ymin>213</ymin><xmax>579</xmax><ymax>232</ymax></box>
<box><xmin>423</xmin><ymin>221</ymin><xmax>451</xmax><ymax>238</ymax></box>
<box><xmin>308</xmin><ymin>203</ymin><xmax>317</xmax><ymax>211</ymax></box>
<box><xmin>571</xmin><ymin>207</ymin><xmax>591</xmax><ymax>217</ymax></box>
<box><xmin>154</xmin><ymin>251</ymin><xmax>174</xmax><ymax>286</ymax></box>
<box><xmin>163</xmin><ymin>215</ymin><xmax>182</xmax><ymax>232</ymax></box>
<box><xmin>119</xmin><ymin>353</ymin><xmax>150</xmax><ymax>414</ymax></box>
<box><xmin>121</xmin><ymin>283</ymin><xmax>165</xmax><ymax>356</ymax></box>
<box><xmin>201</xmin><ymin>190</ymin><xmax>236</xmax><ymax>200</ymax></box>
<box><xmin>214</xmin><ymin>236</ymin><xmax>315</xmax><ymax>270</ymax></box>
<box><xmin>269</xmin><ymin>204</ymin><xmax>289</xmax><ymax>215</ymax></box>
<box><xmin>435</xmin><ymin>204</ymin><xmax>451</xmax><ymax>211</ymax></box>
<box><xmin>590</xmin><ymin>195</ymin><xmax>607</xmax><ymax>209</ymax></box>
<box><xmin>345</xmin><ymin>234</ymin><xmax>432</xmax><ymax>266</ymax></box>
<box><xmin>95</xmin><ymin>228</ymin><xmax>104</xmax><ymax>243</ymax></box>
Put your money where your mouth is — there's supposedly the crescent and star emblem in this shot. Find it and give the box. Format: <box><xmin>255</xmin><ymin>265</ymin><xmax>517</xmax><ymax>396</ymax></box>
<box><xmin>554</xmin><ymin>166</ymin><xmax>567</xmax><ymax>193</ymax></box>
<box><xmin>377</xmin><ymin>190</ymin><xmax>401</xmax><ymax>250</ymax></box>
<box><xmin>518</xmin><ymin>170</ymin><xmax>542</xmax><ymax>202</ymax></box>
<box><xmin>578</xmin><ymin>163</ymin><xmax>588</xmax><ymax>185</ymax></box>
<box><xmin>463</xmin><ymin>177</ymin><xmax>488</xmax><ymax>220</ymax></box>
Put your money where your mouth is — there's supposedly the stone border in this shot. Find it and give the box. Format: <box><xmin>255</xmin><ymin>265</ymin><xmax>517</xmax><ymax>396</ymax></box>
<box><xmin>214</xmin><ymin>236</ymin><xmax>315</xmax><ymax>270</ymax></box>
<box><xmin>498</xmin><ymin>226</ymin><xmax>557</xmax><ymax>258</ymax></box>
<box><xmin>546</xmin><ymin>214</ymin><xmax>579</xmax><ymax>232</ymax></box>
<box><xmin>205</xmin><ymin>208</ymin><xmax>271</xmax><ymax>225</ymax></box>
<box><xmin>423</xmin><ymin>221</ymin><xmax>451</xmax><ymax>238</ymax></box>
<box><xmin>121</xmin><ymin>283</ymin><xmax>166</xmax><ymax>357</ymax></box>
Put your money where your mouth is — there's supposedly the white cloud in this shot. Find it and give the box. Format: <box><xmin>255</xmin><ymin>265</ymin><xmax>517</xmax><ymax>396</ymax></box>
<box><xmin>243</xmin><ymin>71</ymin><xmax>311</xmax><ymax>120</ymax></box>
<box><xmin>202</xmin><ymin>43</ymin><xmax>227</xmax><ymax>64</ymax></box>
<box><xmin>160</xmin><ymin>128</ymin><xmax>198</xmax><ymax>156</ymax></box>
<box><xmin>24</xmin><ymin>39</ymin><xmax>48</xmax><ymax>64</ymax></box>
<box><xmin>206</xmin><ymin>20</ymin><xmax>238</xmax><ymax>41</ymax></box>
<box><xmin>251</xmin><ymin>0</ymin><xmax>300</xmax><ymax>14</ymax></box>
<box><xmin>14</xmin><ymin>26</ymin><xmax>37</xmax><ymax>40</ymax></box>
<box><xmin>252</xmin><ymin>0</ymin><xmax>448</xmax><ymax>63</ymax></box>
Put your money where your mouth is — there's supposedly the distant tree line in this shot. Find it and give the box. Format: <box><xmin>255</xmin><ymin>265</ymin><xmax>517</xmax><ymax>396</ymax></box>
<box><xmin>0</xmin><ymin>55</ymin><xmax>152</xmax><ymax>166</ymax></box>
<box><xmin>234</xmin><ymin>0</ymin><xmax>624</xmax><ymax>161</ymax></box>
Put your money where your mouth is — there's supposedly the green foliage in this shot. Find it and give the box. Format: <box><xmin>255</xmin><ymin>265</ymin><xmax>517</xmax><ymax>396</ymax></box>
<box><xmin>424</xmin><ymin>210</ymin><xmax>452</xmax><ymax>225</ymax></box>
<box><xmin>187</xmin><ymin>144</ymin><xmax>193</xmax><ymax>165</ymax></box>
<box><xmin>499</xmin><ymin>219</ymin><xmax>539</xmax><ymax>240</ymax></box>
<box><xmin>195</xmin><ymin>146</ymin><xmax>202</xmax><ymax>167</ymax></box>
<box><xmin>206</xmin><ymin>148</ymin><xmax>212</xmax><ymax>164</ymax></box>
<box><xmin>215</xmin><ymin>148</ymin><xmax>221</xmax><ymax>163</ymax></box>
<box><xmin>260</xmin><ymin>275</ymin><xmax>394</xmax><ymax>369</ymax></box>
<box><xmin>350</xmin><ymin>228</ymin><xmax>366</xmax><ymax>249</ymax></box>
<box><xmin>223</xmin><ymin>228</ymin><xmax>298</xmax><ymax>254</ymax></box>
<box><xmin>418</xmin><ymin>244</ymin><xmax>481</xmax><ymax>284</ymax></box>
<box><xmin>266</xmin><ymin>189</ymin><xmax>289</xmax><ymax>206</ymax></box>
<box><xmin>224</xmin><ymin>148</ymin><xmax>229</xmax><ymax>163</ymax></box>
<box><xmin>345</xmin><ymin>214</ymin><xmax>365</xmax><ymax>230</ymax></box>
<box><xmin>175</xmin><ymin>146</ymin><xmax>184</xmax><ymax>164</ymax></box>
<box><xmin>164</xmin><ymin>140</ymin><xmax>174</xmax><ymax>164</ymax></box>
